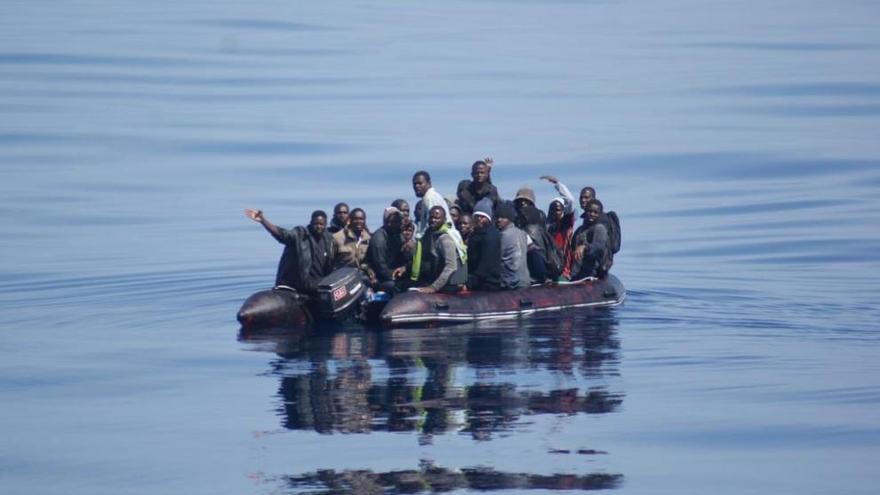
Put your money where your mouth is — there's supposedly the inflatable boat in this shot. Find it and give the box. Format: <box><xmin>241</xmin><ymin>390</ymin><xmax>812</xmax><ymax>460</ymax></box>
<box><xmin>379</xmin><ymin>274</ymin><xmax>624</xmax><ymax>327</ymax></box>
<box><xmin>237</xmin><ymin>267</ymin><xmax>625</xmax><ymax>330</ymax></box>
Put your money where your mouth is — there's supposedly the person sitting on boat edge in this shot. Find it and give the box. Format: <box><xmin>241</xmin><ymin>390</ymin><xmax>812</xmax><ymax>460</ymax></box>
<box><xmin>542</xmin><ymin>175</ymin><xmax>576</xmax><ymax>278</ymax></box>
<box><xmin>568</xmin><ymin>199</ymin><xmax>609</xmax><ymax>280</ymax></box>
<box><xmin>328</xmin><ymin>202</ymin><xmax>349</xmax><ymax>234</ymax></box>
<box><xmin>366</xmin><ymin>206</ymin><xmax>409</xmax><ymax>293</ymax></box>
<box><xmin>413</xmin><ymin>206</ymin><xmax>468</xmax><ymax>294</ymax></box>
<box><xmin>466</xmin><ymin>198</ymin><xmax>502</xmax><ymax>291</ymax></box>
<box><xmin>332</xmin><ymin>207</ymin><xmax>372</xmax><ymax>276</ymax></box>
<box><xmin>513</xmin><ymin>185</ymin><xmax>562</xmax><ymax>283</ymax></box>
<box><xmin>456</xmin><ymin>157</ymin><xmax>500</xmax><ymax>214</ymax></box>
<box><xmin>244</xmin><ymin>208</ymin><xmax>336</xmax><ymax>296</ymax></box>
<box><xmin>495</xmin><ymin>202</ymin><xmax>531</xmax><ymax>290</ymax></box>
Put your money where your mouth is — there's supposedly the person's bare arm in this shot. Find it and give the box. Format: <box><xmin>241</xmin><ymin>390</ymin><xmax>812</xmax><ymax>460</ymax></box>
<box><xmin>244</xmin><ymin>208</ymin><xmax>282</xmax><ymax>239</ymax></box>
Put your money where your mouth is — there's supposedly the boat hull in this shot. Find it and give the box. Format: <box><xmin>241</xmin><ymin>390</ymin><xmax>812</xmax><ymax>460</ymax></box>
<box><xmin>236</xmin><ymin>289</ymin><xmax>313</xmax><ymax>329</ymax></box>
<box><xmin>379</xmin><ymin>275</ymin><xmax>625</xmax><ymax>327</ymax></box>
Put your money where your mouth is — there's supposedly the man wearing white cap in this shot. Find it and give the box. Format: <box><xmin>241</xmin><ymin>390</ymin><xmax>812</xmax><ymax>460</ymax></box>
<box><xmin>466</xmin><ymin>198</ymin><xmax>502</xmax><ymax>291</ymax></box>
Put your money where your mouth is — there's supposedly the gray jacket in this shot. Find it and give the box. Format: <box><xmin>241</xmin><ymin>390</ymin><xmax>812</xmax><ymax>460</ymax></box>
<box><xmin>499</xmin><ymin>224</ymin><xmax>531</xmax><ymax>290</ymax></box>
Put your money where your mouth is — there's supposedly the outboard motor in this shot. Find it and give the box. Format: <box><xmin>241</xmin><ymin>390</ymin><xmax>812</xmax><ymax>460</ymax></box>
<box><xmin>315</xmin><ymin>267</ymin><xmax>368</xmax><ymax>320</ymax></box>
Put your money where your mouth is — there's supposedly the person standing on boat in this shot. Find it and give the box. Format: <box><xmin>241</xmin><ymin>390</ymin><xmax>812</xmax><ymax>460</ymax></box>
<box><xmin>410</xmin><ymin>170</ymin><xmax>461</xmax><ymax>284</ymax></box>
<box><xmin>568</xmin><ymin>199</ymin><xmax>609</xmax><ymax>280</ymax></box>
<box><xmin>366</xmin><ymin>206</ymin><xmax>409</xmax><ymax>292</ymax></box>
<box><xmin>328</xmin><ymin>202</ymin><xmax>350</xmax><ymax>234</ymax></box>
<box><xmin>466</xmin><ymin>198</ymin><xmax>502</xmax><ymax>291</ymax></box>
<box><xmin>411</xmin><ymin>171</ymin><xmax>451</xmax><ymax>238</ymax></box>
<box><xmin>542</xmin><ymin>176</ymin><xmax>577</xmax><ymax>277</ymax></box>
<box><xmin>456</xmin><ymin>158</ymin><xmax>500</xmax><ymax>214</ymax></box>
<box><xmin>244</xmin><ymin>208</ymin><xmax>336</xmax><ymax>296</ymax></box>
<box><xmin>494</xmin><ymin>202</ymin><xmax>531</xmax><ymax>290</ymax></box>
<box><xmin>414</xmin><ymin>206</ymin><xmax>468</xmax><ymax>293</ymax></box>
<box><xmin>332</xmin><ymin>207</ymin><xmax>372</xmax><ymax>275</ymax></box>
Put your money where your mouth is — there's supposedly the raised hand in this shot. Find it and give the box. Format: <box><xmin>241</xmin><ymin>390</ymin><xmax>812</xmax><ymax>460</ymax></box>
<box><xmin>539</xmin><ymin>175</ymin><xmax>558</xmax><ymax>184</ymax></box>
<box><xmin>244</xmin><ymin>208</ymin><xmax>264</xmax><ymax>223</ymax></box>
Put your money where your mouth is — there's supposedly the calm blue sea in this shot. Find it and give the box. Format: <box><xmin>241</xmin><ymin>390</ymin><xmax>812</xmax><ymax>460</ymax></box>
<box><xmin>2</xmin><ymin>1</ymin><xmax>880</xmax><ymax>493</ymax></box>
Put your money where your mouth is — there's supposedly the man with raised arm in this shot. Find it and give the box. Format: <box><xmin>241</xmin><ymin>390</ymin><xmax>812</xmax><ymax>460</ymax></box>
<box><xmin>456</xmin><ymin>157</ymin><xmax>500</xmax><ymax>214</ymax></box>
<box><xmin>244</xmin><ymin>208</ymin><xmax>336</xmax><ymax>295</ymax></box>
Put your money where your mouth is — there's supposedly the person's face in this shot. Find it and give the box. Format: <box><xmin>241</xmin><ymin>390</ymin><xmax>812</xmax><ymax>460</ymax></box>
<box><xmin>587</xmin><ymin>204</ymin><xmax>602</xmax><ymax>224</ymax></box>
<box><xmin>397</xmin><ymin>201</ymin><xmax>410</xmax><ymax>223</ymax></box>
<box><xmin>349</xmin><ymin>211</ymin><xmax>366</xmax><ymax>234</ymax></box>
<box><xmin>550</xmin><ymin>201</ymin><xmax>565</xmax><ymax>221</ymax></box>
<box><xmin>471</xmin><ymin>164</ymin><xmax>489</xmax><ymax>184</ymax></box>
<box><xmin>429</xmin><ymin>208</ymin><xmax>445</xmax><ymax>230</ymax></box>
<box><xmin>334</xmin><ymin>206</ymin><xmax>349</xmax><ymax>225</ymax></box>
<box><xmin>495</xmin><ymin>216</ymin><xmax>511</xmax><ymax>230</ymax></box>
<box><xmin>412</xmin><ymin>176</ymin><xmax>430</xmax><ymax>198</ymax></box>
<box><xmin>579</xmin><ymin>189</ymin><xmax>594</xmax><ymax>210</ymax></box>
<box><xmin>310</xmin><ymin>216</ymin><xmax>327</xmax><ymax>236</ymax></box>
<box><xmin>475</xmin><ymin>215</ymin><xmax>491</xmax><ymax>230</ymax></box>
<box><xmin>450</xmin><ymin>207</ymin><xmax>461</xmax><ymax>225</ymax></box>
<box><xmin>514</xmin><ymin>198</ymin><xmax>530</xmax><ymax>211</ymax></box>
<box><xmin>457</xmin><ymin>214</ymin><xmax>473</xmax><ymax>236</ymax></box>
<box><xmin>385</xmin><ymin>213</ymin><xmax>402</xmax><ymax>233</ymax></box>
<box><xmin>402</xmin><ymin>227</ymin><xmax>414</xmax><ymax>241</ymax></box>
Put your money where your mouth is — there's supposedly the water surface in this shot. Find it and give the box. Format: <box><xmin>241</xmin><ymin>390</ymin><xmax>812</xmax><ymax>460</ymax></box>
<box><xmin>2</xmin><ymin>1</ymin><xmax>880</xmax><ymax>494</ymax></box>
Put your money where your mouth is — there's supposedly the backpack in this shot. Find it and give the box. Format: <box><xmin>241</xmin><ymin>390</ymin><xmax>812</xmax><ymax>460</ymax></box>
<box><xmin>539</xmin><ymin>228</ymin><xmax>564</xmax><ymax>279</ymax></box>
<box><xmin>605</xmin><ymin>211</ymin><xmax>621</xmax><ymax>254</ymax></box>
<box><xmin>524</xmin><ymin>223</ymin><xmax>564</xmax><ymax>281</ymax></box>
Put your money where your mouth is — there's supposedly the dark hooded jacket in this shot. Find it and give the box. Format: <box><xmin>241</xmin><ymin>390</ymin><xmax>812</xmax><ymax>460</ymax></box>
<box><xmin>466</xmin><ymin>223</ymin><xmax>502</xmax><ymax>291</ymax></box>
<box><xmin>456</xmin><ymin>179</ymin><xmax>501</xmax><ymax>214</ymax></box>
<box><xmin>366</xmin><ymin>226</ymin><xmax>404</xmax><ymax>283</ymax></box>
<box><xmin>273</xmin><ymin>226</ymin><xmax>336</xmax><ymax>294</ymax></box>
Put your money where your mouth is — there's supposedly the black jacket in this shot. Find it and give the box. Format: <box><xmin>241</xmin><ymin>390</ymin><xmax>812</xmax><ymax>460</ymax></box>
<box><xmin>366</xmin><ymin>226</ymin><xmax>404</xmax><ymax>283</ymax></box>
<box><xmin>466</xmin><ymin>224</ymin><xmax>502</xmax><ymax>291</ymax></box>
<box><xmin>457</xmin><ymin>180</ymin><xmax>500</xmax><ymax>214</ymax></box>
<box><xmin>273</xmin><ymin>226</ymin><xmax>335</xmax><ymax>294</ymax></box>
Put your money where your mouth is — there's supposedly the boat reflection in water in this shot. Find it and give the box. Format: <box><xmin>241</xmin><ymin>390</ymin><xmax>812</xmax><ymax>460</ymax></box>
<box><xmin>280</xmin><ymin>460</ymin><xmax>623</xmax><ymax>494</ymax></box>
<box><xmin>240</xmin><ymin>309</ymin><xmax>624</xmax><ymax>492</ymax></box>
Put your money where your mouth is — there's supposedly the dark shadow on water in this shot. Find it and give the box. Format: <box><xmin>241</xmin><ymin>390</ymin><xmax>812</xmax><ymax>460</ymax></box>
<box><xmin>708</xmin><ymin>82</ymin><xmax>880</xmax><ymax>98</ymax></box>
<box><xmin>180</xmin><ymin>18</ymin><xmax>331</xmax><ymax>32</ymax></box>
<box><xmin>739</xmin><ymin>104</ymin><xmax>880</xmax><ymax>118</ymax></box>
<box><xmin>562</xmin><ymin>152</ymin><xmax>880</xmax><ymax>182</ymax></box>
<box><xmin>239</xmin><ymin>311</ymin><xmax>623</xmax><ymax>441</ymax></box>
<box><xmin>687</xmin><ymin>41</ymin><xmax>879</xmax><ymax>52</ymax></box>
<box><xmin>272</xmin><ymin>460</ymin><xmax>623</xmax><ymax>494</ymax></box>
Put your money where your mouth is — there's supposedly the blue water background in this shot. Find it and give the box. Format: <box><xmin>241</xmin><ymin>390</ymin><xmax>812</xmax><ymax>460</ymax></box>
<box><xmin>2</xmin><ymin>0</ymin><xmax>880</xmax><ymax>493</ymax></box>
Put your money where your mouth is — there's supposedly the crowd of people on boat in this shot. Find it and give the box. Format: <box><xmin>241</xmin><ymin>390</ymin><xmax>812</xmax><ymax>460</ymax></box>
<box><xmin>245</xmin><ymin>157</ymin><xmax>619</xmax><ymax>297</ymax></box>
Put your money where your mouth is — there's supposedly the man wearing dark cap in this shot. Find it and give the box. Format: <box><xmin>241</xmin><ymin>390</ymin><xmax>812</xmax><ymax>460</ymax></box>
<box><xmin>466</xmin><ymin>198</ymin><xmax>502</xmax><ymax>291</ymax></box>
<box><xmin>494</xmin><ymin>202</ymin><xmax>531</xmax><ymax>290</ymax></box>
<box><xmin>244</xmin><ymin>208</ymin><xmax>336</xmax><ymax>295</ymax></box>
<box><xmin>513</xmin><ymin>185</ymin><xmax>557</xmax><ymax>282</ymax></box>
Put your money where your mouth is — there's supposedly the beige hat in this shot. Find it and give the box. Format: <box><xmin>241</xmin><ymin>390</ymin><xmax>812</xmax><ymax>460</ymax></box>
<box><xmin>514</xmin><ymin>186</ymin><xmax>536</xmax><ymax>205</ymax></box>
